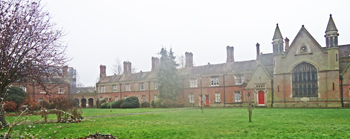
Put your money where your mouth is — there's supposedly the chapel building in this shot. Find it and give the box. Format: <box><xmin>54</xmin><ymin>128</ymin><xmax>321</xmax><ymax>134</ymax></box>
<box><xmin>94</xmin><ymin>15</ymin><xmax>350</xmax><ymax>108</ymax></box>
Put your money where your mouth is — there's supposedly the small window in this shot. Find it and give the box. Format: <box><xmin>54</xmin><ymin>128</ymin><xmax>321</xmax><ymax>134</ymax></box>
<box><xmin>189</xmin><ymin>93</ymin><xmax>194</xmax><ymax>103</ymax></box>
<box><xmin>40</xmin><ymin>88</ymin><xmax>46</xmax><ymax>94</ymax></box>
<box><xmin>190</xmin><ymin>79</ymin><xmax>198</xmax><ymax>88</ymax></box>
<box><xmin>211</xmin><ymin>77</ymin><xmax>219</xmax><ymax>86</ymax></box>
<box><xmin>114</xmin><ymin>96</ymin><xmax>118</xmax><ymax>101</ymax></box>
<box><xmin>139</xmin><ymin>83</ymin><xmax>145</xmax><ymax>91</ymax></box>
<box><xmin>112</xmin><ymin>85</ymin><xmax>117</xmax><ymax>92</ymax></box>
<box><xmin>234</xmin><ymin>91</ymin><xmax>241</xmax><ymax>102</ymax></box>
<box><xmin>125</xmin><ymin>84</ymin><xmax>130</xmax><ymax>91</ymax></box>
<box><xmin>58</xmin><ymin>87</ymin><xmax>64</xmax><ymax>94</ymax></box>
<box><xmin>215</xmin><ymin>92</ymin><xmax>221</xmax><ymax>102</ymax></box>
<box><xmin>154</xmin><ymin>95</ymin><xmax>158</xmax><ymax>101</ymax></box>
<box><xmin>235</xmin><ymin>75</ymin><xmax>244</xmax><ymax>85</ymax></box>
<box><xmin>154</xmin><ymin>82</ymin><xmax>158</xmax><ymax>90</ymax></box>
<box><xmin>124</xmin><ymin>96</ymin><xmax>128</xmax><ymax>99</ymax></box>
<box><xmin>20</xmin><ymin>86</ymin><xmax>27</xmax><ymax>92</ymax></box>
<box><xmin>99</xmin><ymin>97</ymin><xmax>103</xmax><ymax>100</ymax></box>
<box><xmin>142</xmin><ymin>95</ymin><xmax>147</xmax><ymax>102</ymax></box>
<box><xmin>255</xmin><ymin>84</ymin><xmax>265</xmax><ymax>88</ymax></box>
<box><xmin>100</xmin><ymin>86</ymin><xmax>105</xmax><ymax>93</ymax></box>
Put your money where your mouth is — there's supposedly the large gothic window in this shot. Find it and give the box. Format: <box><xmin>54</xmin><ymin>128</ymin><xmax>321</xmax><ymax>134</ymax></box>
<box><xmin>292</xmin><ymin>62</ymin><xmax>318</xmax><ymax>97</ymax></box>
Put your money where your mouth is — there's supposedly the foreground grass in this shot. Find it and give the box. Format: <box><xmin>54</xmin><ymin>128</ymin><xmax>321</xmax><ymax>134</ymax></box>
<box><xmin>2</xmin><ymin>108</ymin><xmax>350</xmax><ymax>138</ymax></box>
<box><xmin>5</xmin><ymin>108</ymin><xmax>173</xmax><ymax>123</ymax></box>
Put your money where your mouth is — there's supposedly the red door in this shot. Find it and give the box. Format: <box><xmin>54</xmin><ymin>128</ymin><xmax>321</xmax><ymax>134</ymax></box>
<box><xmin>205</xmin><ymin>95</ymin><xmax>209</xmax><ymax>106</ymax></box>
<box><xmin>258</xmin><ymin>91</ymin><xmax>265</xmax><ymax>105</ymax></box>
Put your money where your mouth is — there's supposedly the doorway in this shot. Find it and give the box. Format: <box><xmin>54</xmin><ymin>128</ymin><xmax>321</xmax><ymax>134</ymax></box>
<box><xmin>258</xmin><ymin>91</ymin><xmax>265</xmax><ymax>105</ymax></box>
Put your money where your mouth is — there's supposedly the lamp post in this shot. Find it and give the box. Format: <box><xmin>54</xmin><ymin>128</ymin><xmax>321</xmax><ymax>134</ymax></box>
<box><xmin>200</xmin><ymin>75</ymin><xmax>203</xmax><ymax>113</ymax></box>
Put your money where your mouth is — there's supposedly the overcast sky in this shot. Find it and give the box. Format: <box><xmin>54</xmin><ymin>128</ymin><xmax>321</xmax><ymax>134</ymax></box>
<box><xmin>41</xmin><ymin>0</ymin><xmax>350</xmax><ymax>87</ymax></box>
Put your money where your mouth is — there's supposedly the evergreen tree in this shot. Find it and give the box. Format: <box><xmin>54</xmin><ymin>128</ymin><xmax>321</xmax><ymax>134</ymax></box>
<box><xmin>157</xmin><ymin>48</ymin><xmax>181</xmax><ymax>100</ymax></box>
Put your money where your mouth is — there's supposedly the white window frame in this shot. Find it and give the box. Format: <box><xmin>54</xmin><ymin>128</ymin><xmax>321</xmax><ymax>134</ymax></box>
<box><xmin>124</xmin><ymin>96</ymin><xmax>128</xmax><ymax>99</ymax></box>
<box><xmin>100</xmin><ymin>86</ymin><xmax>105</xmax><ymax>93</ymax></box>
<box><xmin>112</xmin><ymin>85</ymin><xmax>117</xmax><ymax>92</ymax></box>
<box><xmin>114</xmin><ymin>96</ymin><xmax>118</xmax><ymax>101</ymax></box>
<box><xmin>190</xmin><ymin>79</ymin><xmax>198</xmax><ymax>88</ymax></box>
<box><xmin>99</xmin><ymin>97</ymin><xmax>103</xmax><ymax>100</ymax></box>
<box><xmin>125</xmin><ymin>84</ymin><xmax>131</xmax><ymax>91</ymax></box>
<box><xmin>215</xmin><ymin>92</ymin><xmax>221</xmax><ymax>102</ymax></box>
<box><xmin>20</xmin><ymin>86</ymin><xmax>27</xmax><ymax>92</ymax></box>
<box><xmin>154</xmin><ymin>82</ymin><xmax>158</xmax><ymax>90</ymax></box>
<box><xmin>40</xmin><ymin>88</ymin><xmax>46</xmax><ymax>94</ymax></box>
<box><xmin>211</xmin><ymin>77</ymin><xmax>219</xmax><ymax>86</ymax></box>
<box><xmin>235</xmin><ymin>74</ymin><xmax>244</xmax><ymax>85</ymax></box>
<box><xmin>139</xmin><ymin>83</ymin><xmax>145</xmax><ymax>91</ymax></box>
<box><xmin>154</xmin><ymin>95</ymin><xmax>158</xmax><ymax>101</ymax></box>
<box><xmin>58</xmin><ymin>87</ymin><xmax>64</xmax><ymax>94</ymax></box>
<box><xmin>189</xmin><ymin>93</ymin><xmax>194</xmax><ymax>103</ymax></box>
<box><xmin>234</xmin><ymin>91</ymin><xmax>241</xmax><ymax>102</ymax></box>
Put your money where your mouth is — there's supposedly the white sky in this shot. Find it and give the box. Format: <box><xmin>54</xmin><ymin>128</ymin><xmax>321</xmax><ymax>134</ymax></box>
<box><xmin>41</xmin><ymin>0</ymin><xmax>350</xmax><ymax>87</ymax></box>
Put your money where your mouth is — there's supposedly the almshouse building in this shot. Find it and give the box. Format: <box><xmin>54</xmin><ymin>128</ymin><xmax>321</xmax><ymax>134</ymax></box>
<box><xmin>94</xmin><ymin>15</ymin><xmax>350</xmax><ymax>108</ymax></box>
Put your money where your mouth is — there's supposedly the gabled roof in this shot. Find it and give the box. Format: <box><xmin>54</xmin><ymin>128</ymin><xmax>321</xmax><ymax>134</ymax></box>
<box><xmin>284</xmin><ymin>25</ymin><xmax>326</xmax><ymax>56</ymax></box>
<box><xmin>273</xmin><ymin>24</ymin><xmax>283</xmax><ymax>40</ymax></box>
<box><xmin>326</xmin><ymin>14</ymin><xmax>338</xmax><ymax>32</ymax></box>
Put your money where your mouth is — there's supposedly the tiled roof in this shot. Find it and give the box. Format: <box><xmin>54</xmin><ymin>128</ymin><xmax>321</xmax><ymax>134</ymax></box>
<box><xmin>230</xmin><ymin>60</ymin><xmax>256</xmax><ymax>72</ymax></box>
<box><xmin>260</xmin><ymin>53</ymin><xmax>274</xmax><ymax>66</ymax></box>
<box><xmin>338</xmin><ymin>44</ymin><xmax>350</xmax><ymax>58</ymax></box>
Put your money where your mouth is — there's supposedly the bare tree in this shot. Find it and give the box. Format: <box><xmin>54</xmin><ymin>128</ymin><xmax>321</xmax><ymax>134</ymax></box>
<box><xmin>112</xmin><ymin>58</ymin><xmax>123</xmax><ymax>75</ymax></box>
<box><xmin>177</xmin><ymin>55</ymin><xmax>185</xmax><ymax>68</ymax></box>
<box><xmin>0</xmin><ymin>0</ymin><xmax>68</xmax><ymax>126</ymax></box>
<box><xmin>131</xmin><ymin>65</ymin><xmax>137</xmax><ymax>73</ymax></box>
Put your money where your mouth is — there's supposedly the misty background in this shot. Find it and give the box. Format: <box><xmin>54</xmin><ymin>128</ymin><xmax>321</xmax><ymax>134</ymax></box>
<box><xmin>41</xmin><ymin>0</ymin><xmax>350</xmax><ymax>86</ymax></box>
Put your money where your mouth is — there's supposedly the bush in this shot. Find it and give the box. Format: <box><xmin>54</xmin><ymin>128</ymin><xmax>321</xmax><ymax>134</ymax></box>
<box><xmin>141</xmin><ymin>102</ymin><xmax>150</xmax><ymax>108</ymax></box>
<box><xmin>154</xmin><ymin>98</ymin><xmax>163</xmax><ymax>108</ymax></box>
<box><xmin>120</xmin><ymin>102</ymin><xmax>136</xmax><ymax>108</ymax></box>
<box><xmin>112</xmin><ymin>99</ymin><xmax>124</xmax><ymax>108</ymax></box>
<box><xmin>2</xmin><ymin>101</ymin><xmax>17</xmax><ymax>112</ymax></box>
<box><xmin>100</xmin><ymin>102</ymin><xmax>108</xmax><ymax>108</ymax></box>
<box><xmin>161</xmin><ymin>99</ymin><xmax>176</xmax><ymax>108</ymax></box>
<box><xmin>3</xmin><ymin>86</ymin><xmax>28</xmax><ymax>109</ymax></box>
<box><xmin>120</xmin><ymin>96</ymin><xmax>140</xmax><ymax>108</ymax></box>
<box><xmin>40</xmin><ymin>100</ymin><xmax>50</xmax><ymax>109</ymax></box>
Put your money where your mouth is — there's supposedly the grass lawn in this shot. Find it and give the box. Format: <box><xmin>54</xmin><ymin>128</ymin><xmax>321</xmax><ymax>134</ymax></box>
<box><xmin>4</xmin><ymin>108</ymin><xmax>173</xmax><ymax>123</ymax></box>
<box><xmin>2</xmin><ymin>108</ymin><xmax>350</xmax><ymax>138</ymax></box>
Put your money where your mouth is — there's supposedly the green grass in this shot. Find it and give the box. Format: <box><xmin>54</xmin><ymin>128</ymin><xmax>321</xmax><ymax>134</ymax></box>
<box><xmin>2</xmin><ymin>108</ymin><xmax>350</xmax><ymax>138</ymax></box>
<box><xmin>5</xmin><ymin>108</ymin><xmax>173</xmax><ymax>123</ymax></box>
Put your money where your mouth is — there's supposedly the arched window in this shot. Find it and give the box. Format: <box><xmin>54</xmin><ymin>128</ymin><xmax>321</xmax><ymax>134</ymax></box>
<box><xmin>292</xmin><ymin>62</ymin><xmax>318</xmax><ymax>97</ymax></box>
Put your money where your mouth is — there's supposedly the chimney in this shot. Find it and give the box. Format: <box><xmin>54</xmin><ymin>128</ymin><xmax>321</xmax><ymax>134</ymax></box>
<box><xmin>226</xmin><ymin>46</ymin><xmax>234</xmax><ymax>63</ymax></box>
<box><xmin>100</xmin><ymin>65</ymin><xmax>106</xmax><ymax>79</ymax></box>
<box><xmin>151</xmin><ymin>57</ymin><xmax>159</xmax><ymax>71</ymax></box>
<box><xmin>285</xmin><ymin>37</ymin><xmax>290</xmax><ymax>51</ymax></box>
<box><xmin>185</xmin><ymin>52</ymin><xmax>193</xmax><ymax>68</ymax></box>
<box><xmin>256</xmin><ymin>43</ymin><xmax>260</xmax><ymax>59</ymax></box>
<box><xmin>123</xmin><ymin>61</ymin><xmax>131</xmax><ymax>74</ymax></box>
<box><xmin>62</xmin><ymin>66</ymin><xmax>68</xmax><ymax>78</ymax></box>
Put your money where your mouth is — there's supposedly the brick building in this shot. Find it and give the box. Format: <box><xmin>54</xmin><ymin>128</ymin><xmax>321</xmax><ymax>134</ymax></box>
<box><xmin>94</xmin><ymin>15</ymin><xmax>350</xmax><ymax>108</ymax></box>
<box><xmin>11</xmin><ymin>66</ymin><xmax>73</xmax><ymax>104</ymax></box>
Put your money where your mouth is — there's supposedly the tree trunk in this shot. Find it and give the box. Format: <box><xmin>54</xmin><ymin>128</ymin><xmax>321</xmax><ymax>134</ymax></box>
<box><xmin>0</xmin><ymin>107</ymin><xmax>7</xmax><ymax>127</ymax></box>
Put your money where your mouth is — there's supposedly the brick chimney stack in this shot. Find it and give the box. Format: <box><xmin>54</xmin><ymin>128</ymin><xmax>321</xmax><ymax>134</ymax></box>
<box><xmin>100</xmin><ymin>65</ymin><xmax>106</xmax><ymax>79</ymax></box>
<box><xmin>62</xmin><ymin>66</ymin><xmax>68</xmax><ymax>78</ymax></box>
<box><xmin>185</xmin><ymin>52</ymin><xmax>193</xmax><ymax>68</ymax></box>
<box><xmin>285</xmin><ymin>37</ymin><xmax>290</xmax><ymax>51</ymax></box>
<box><xmin>151</xmin><ymin>57</ymin><xmax>159</xmax><ymax>71</ymax></box>
<box><xmin>256</xmin><ymin>43</ymin><xmax>260</xmax><ymax>59</ymax></box>
<box><xmin>226</xmin><ymin>46</ymin><xmax>234</xmax><ymax>63</ymax></box>
<box><xmin>123</xmin><ymin>61</ymin><xmax>131</xmax><ymax>74</ymax></box>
